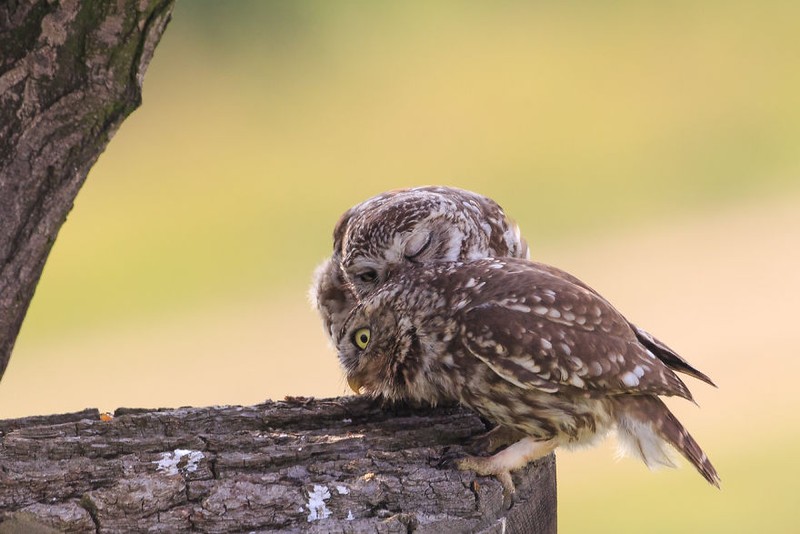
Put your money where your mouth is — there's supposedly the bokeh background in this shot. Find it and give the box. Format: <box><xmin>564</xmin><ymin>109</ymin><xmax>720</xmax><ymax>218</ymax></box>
<box><xmin>2</xmin><ymin>2</ymin><xmax>799</xmax><ymax>531</ymax></box>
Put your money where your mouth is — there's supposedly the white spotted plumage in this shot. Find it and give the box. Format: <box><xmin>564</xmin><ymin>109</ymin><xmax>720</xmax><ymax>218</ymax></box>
<box><xmin>312</xmin><ymin>186</ymin><xmax>719</xmax><ymax>495</ymax></box>
<box><xmin>336</xmin><ymin>258</ymin><xmax>720</xmax><ymax>491</ymax></box>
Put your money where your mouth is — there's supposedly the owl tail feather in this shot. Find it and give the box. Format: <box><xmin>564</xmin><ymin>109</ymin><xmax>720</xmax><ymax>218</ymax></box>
<box><xmin>632</xmin><ymin>325</ymin><xmax>716</xmax><ymax>388</ymax></box>
<box><xmin>615</xmin><ymin>397</ymin><xmax>721</xmax><ymax>488</ymax></box>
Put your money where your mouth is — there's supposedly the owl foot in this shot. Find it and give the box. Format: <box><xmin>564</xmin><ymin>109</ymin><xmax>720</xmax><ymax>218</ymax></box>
<box><xmin>455</xmin><ymin>436</ymin><xmax>556</xmax><ymax>507</ymax></box>
<box><xmin>468</xmin><ymin>425</ymin><xmax>526</xmax><ymax>454</ymax></box>
<box><xmin>455</xmin><ymin>455</ymin><xmax>516</xmax><ymax>507</ymax></box>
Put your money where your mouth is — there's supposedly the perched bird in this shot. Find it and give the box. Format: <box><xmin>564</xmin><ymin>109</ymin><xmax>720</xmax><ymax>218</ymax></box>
<box><xmin>311</xmin><ymin>186</ymin><xmax>702</xmax><ymax>392</ymax></box>
<box><xmin>310</xmin><ymin>186</ymin><xmax>528</xmax><ymax>343</ymax></box>
<box><xmin>336</xmin><ymin>257</ymin><xmax>720</xmax><ymax>494</ymax></box>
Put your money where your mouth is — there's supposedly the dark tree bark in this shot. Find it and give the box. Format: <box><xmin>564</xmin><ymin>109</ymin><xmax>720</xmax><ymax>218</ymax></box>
<box><xmin>0</xmin><ymin>0</ymin><xmax>175</xmax><ymax>381</ymax></box>
<box><xmin>0</xmin><ymin>397</ymin><xmax>556</xmax><ymax>533</ymax></box>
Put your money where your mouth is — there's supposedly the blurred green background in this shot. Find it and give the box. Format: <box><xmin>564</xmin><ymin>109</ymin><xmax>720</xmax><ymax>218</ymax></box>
<box><xmin>2</xmin><ymin>1</ymin><xmax>799</xmax><ymax>531</ymax></box>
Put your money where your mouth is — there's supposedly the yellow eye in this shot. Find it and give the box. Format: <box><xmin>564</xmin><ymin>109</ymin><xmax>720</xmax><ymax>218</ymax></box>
<box><xmin>353</xmin><ymin>327</ymin><xmax>371</xmax><ymax>350</ymax></box>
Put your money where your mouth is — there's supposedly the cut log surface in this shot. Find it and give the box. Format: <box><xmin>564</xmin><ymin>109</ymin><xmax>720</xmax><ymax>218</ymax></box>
<box><xmin>0</xmin><ymin>397</ymin><xmax>556</xmax><ymax>533</ymax></box>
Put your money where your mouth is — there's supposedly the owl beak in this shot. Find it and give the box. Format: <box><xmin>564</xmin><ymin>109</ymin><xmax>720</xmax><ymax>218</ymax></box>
<box><xmin>347</xmin><ymin>375</ymin><xmax>364</xmax><ymax>394</ymax></box>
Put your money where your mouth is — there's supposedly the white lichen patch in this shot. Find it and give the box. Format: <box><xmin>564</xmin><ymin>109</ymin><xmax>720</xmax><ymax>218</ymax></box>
<box><xmin>306</xmin><ymin>485</ymin><xmax>332</xmax><ymax>522</ymax></box>
<box><xmin>336</xmin><ymin>485</ymin><xmax>350</xmax><ymax>495</ymax></box>
<box><xmin>347</xmin><ymin>510</ymin><xmax>355</xmax><ymax>521</ymax></box>
<box><xmin>154</xmin><ymin>449</ymin><xmax>204</xmax><ymax>475</ymax></box>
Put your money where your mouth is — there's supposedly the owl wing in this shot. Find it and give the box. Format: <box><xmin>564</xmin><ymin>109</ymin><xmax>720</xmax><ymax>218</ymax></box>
<box><xmin>459</xmin><ymin>265</ymin><xmax>694</xmax><ymax>400</ymax></box>
<box><xmin>525</xmin><ymin>261</ymin><xmax>716</xmax><ymax>387</ymax></box>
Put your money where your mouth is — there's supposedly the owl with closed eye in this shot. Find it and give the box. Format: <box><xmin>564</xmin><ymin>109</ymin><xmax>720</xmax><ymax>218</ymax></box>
<box><xmin>311</xmin><ymin>186</ymin><xmax>711</xmax><ymax>391</ymax></box>
<box><xmin>309</xmin><ymin>186</ymin><xmax>529</xmax><ymax>343</ymax></box>
<box><xmin>336</xmin><ymin>258</ymin><xmax>720</xmax><ymax>495</ymax></box>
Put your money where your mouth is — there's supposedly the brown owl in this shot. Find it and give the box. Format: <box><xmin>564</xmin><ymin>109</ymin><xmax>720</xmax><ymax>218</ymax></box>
<box><xmin>336</xmin><ymin>258</ymin><xmax>720</xmax><ymax>494</ymax></box>
<box><xmin>310</xmin><ymin>186</ymin><xmax>528</xmax><ymax>343</ymax></box>
<box><xmin>312</xmin><ymin>187</ymin><xmax>705</xmax><ymax>392</ymax></box>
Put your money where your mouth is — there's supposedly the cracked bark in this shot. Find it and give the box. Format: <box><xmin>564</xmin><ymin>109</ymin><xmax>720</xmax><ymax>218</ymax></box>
<box><xmin>0</xmin><ymin>397</ymin><xmax>556</xmax><ymax>533</ymax></box>
<box><xmin>0</xmin><ymin>0</ymin><xmax>175</xmax><ymax>382</ymax></box>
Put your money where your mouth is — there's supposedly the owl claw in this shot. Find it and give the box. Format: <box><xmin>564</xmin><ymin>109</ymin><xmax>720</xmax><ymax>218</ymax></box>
<box><xmin>435</xmin><ymin>449</ymin><xmax>463</xmax><ymax>469</ymax></box>
<box><xmin>455</xmin><ymin>455</ymin><xmax>516</xmax><ymax>508</ymax></box>
<box><xmin>450</xmin><ymin>436</ymin><xmax>556</xmax><ymax>508</ymax></box>
<box><xmin>435</xmin><ymin>450</ymin><xmax>516</xmax><ymax>503</ymax></box>
<box><xmin>498</xmin><ymin>472</ymin><xmax>516</xmax><ymax>509</ymax></box>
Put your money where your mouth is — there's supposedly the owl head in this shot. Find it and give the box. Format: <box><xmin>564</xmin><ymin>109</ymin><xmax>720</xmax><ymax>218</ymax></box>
<box><xmin>333</xmin><ymin>186</ymin><xmax>527</xmax><ymax>299</ymax></box>
<box><xmin>336</xmin><ymin>293</ymin><xmax>412</xmax><ymax>400</ymax></box>
<box><xmin>335</xmin><ymin>281</ymin><xmax>456</xmax><ymax>404</ymax></box>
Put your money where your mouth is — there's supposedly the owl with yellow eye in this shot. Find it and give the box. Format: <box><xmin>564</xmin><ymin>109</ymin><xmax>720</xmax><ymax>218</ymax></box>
<box><xmin>336</xmin><ymin>258</ymin><xmax>719</xmax><ymax>496</ymax></box>
<box><xmin>315</xmin><ymin>187</ymin><xmax>719</xmax><ymax>496</ymax></box>
<box><xmin>312</xmin><ymin>187</ymin><xmax>704</xmax><ymax>389</ymax></box>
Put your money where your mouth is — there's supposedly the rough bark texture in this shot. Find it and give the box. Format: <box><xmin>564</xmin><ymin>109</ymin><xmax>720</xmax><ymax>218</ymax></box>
<box><xmin>0</xmin><ymin>397</ymin><xmax>557</xmax><ymax>533</ymax></box>
<box><xmin>0</xmin><ymin>0</ymin><xmax>175</xmax><ymax>381</ymax></box>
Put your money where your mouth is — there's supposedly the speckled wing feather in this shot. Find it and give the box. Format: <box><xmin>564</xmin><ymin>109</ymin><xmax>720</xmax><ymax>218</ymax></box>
<box><xmin>458</xmin><ymin>262</ymin><xmax>694</xmax><ymax>400</ymax></box>
<box><xmin>632</xmin><ymin>326</ymin><xmax>716</xmax><ymax>387</ymax></box>
<box><xmin>335</xmin><ymin>256</ymin><xmax>720</xmax><ymax>488</ymax></box>
<box><xmin>522</xmin><ymin>261</ymin><xmax>716</xmax><ymax>387</ymax></box>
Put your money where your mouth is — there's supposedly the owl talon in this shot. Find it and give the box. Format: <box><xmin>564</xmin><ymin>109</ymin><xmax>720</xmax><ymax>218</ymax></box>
<box><xmin>435</xmin><ymin>449</ymin><xmax>464</xmax><ymax>469</ymax></box>
<box><xmin>498</xmin><ymin>472</ymin><xmax>516</xmax><ymax>510</ymax></box>
<box><xmin>455</xmin><ymin>455</ymin><xmax>517</xmax><ymax>506</ymax></box>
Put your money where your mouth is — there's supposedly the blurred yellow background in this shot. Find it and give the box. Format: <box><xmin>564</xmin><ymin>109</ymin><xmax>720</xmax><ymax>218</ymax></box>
<box><xmin>2</xmin><ymin>2</ymin><xmax>799</xmax><ymax>531</ymax></box>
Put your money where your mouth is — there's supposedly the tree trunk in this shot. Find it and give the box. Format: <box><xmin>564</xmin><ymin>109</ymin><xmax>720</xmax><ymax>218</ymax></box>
<box><xmin>0</xmin><ymin>0</ymin><xmax>175</xmax><ymax>381</ymax></box>
<box><xmin>0</xmin><ymin>397</ymin><xmax>556</xmax><ymax>533</ymax></box>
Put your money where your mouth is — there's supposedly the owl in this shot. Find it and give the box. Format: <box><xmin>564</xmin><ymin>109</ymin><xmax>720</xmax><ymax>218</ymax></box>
<box><xmin>312</xmin><ymin>187</ymin><xmax>704</xmax><ymax>389</ymax></box>
<box><xmin>310</xmin><ymin>186</ymin><xmax>528</xmax><ymax>343</ymax></box>
<box><xmin>336</xmin><ymin>258</ymin><xmax>720</xmax><ymax>494</ymax></box>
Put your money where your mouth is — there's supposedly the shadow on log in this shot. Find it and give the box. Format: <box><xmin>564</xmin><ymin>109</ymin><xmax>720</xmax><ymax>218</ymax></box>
<box><xmin>0</xmin><ymin>397</ymin><xmax>556</xmax><ymax>533</ymax></box>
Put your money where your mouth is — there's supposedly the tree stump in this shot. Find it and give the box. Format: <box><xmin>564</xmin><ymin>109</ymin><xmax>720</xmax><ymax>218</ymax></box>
<box><xmin>0</xmin><ymin>396</ymin><xmax>556</xmax><ymax>533</ymax></box>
